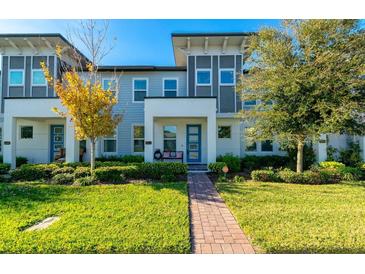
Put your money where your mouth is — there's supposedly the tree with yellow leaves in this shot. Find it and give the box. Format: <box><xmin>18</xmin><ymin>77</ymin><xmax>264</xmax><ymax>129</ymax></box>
<box><xmin>42</xmin><ymin>20</ymin><xmax>121</xmax><ymax>171</ymax></box>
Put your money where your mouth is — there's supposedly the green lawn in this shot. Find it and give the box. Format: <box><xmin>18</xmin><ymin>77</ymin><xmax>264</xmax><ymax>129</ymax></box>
<box><xmin>216</xmin><ymin>180</ymin><xmax>365</xmax><ymax>253</ymax></box>
<box><xmin>0</xmin><ymin>182</ymin><xmax>190</xmax><ymax>254</ymax></box>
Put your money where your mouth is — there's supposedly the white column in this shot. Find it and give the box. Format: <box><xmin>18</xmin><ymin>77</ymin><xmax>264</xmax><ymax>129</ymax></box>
<box><xmin>144</xmin><ymin>115</ymin><xmax>154</xmax><ymax>162</ymax></box>
<box><xmin>317</xmin><ymin>134</ymin><xmax>327</xmax><ymax>163</ymax></box>
<box><xmin>361</xmin><ymin>136</ymin><xmax>365</xmax><ymax>162</ymax></box>
<box><xmin>207</xmin><ymin>116</ymin><xmax>217</xmax><ymax>164</ymax></box>
<box><xmin>65</xmin><ymin>118</ymin><xmax>79</xmax><ymax>163</ymax></box>
<box><xmin>3</xmin><ymin>116</ymin><xmax>17</xmax><ymax>169</ymax></box>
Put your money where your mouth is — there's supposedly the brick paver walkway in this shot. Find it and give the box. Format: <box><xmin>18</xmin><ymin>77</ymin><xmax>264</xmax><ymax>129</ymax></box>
<box><xmin>188</xmin><ymin>173</ymin><xmax>255</xmax><ymax>254</ymax></box>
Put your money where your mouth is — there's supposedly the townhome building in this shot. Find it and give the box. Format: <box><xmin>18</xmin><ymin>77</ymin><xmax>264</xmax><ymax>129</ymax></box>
<box><xmin>0</xmin><ymin>32</ymin><xmax>364</xmax><ymax>168</ymax></box>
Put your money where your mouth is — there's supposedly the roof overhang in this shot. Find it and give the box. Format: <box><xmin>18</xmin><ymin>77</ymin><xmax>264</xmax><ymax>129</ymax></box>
<box><xmin>171</xmin><ymin>32</ymin><xmax>255</xmax><ymax>66</ymax></box>
<box><xmin>0</xmin><ymin>33</ymin><xmax>89</xmax><ymax>64</ymax></box>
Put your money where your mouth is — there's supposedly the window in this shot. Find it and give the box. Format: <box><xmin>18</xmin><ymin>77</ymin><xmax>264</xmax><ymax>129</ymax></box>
<box><xmin>102</xmin><ymin>79</ymin><xmax>117</xmax><ymax>91</ymax></box>
<box><xmin>9</xmin><ymin>70</ymin><xmax>24</xmax><ymax>86</ymax></box>
<box><xmin>218</xmin><ymin>126</ymin><xmax>231</xmax><ymax>139</ymax></box>
<box><xmin>20</xmin><ymin>126</ymin><xmax>33</xmax><ymax>139</ymax></box>
<box><xmin>163</xmin><ymin>79</ymin><xmax>177</xmax><ymax>97</ymax></box>
<box><xmin>244</xmin><ymin>100</ymin><xmax>256</xmax><ymax>106</ymax></box>
<box><xmin>32</xmin><ymin>70</ymin><xmax>46</xmax><ymax>86</ymax></box>
<box><xmin>163</xmin><ymin>126</ymin><xmax>176</xmax><ymax>152</ymax></box>
<box><xmin>133</xmin><ymin>125</ymin><xmax>144</xmax><ymax>152</ymax></box>
<box><xmin>133</xmin><ymin>79</ymin><xmax>148</xmax><ymax>102</ymax></box>
<box><xmin>261</xmin><ymin>140</ymin><xmax>273</xmax><ymax>152</ymax></box>
<box><xmin>103</xmin><ymin>131</ymin><xmax>117</xmax><ymax>153</ymax></box>
<box><xmin>196</xmin><ymin>69</ymin><xmax>211</xmax><ymax>85</ymax></box>
<box><xmin>219</xmin><ymin>69</ymin><xmax>235</xmax><ymax>85</ymax></box>
<box><xmin>245</xmin><ymin>127</ymin><xmax>257</xmax><ymax>152</ymax></box>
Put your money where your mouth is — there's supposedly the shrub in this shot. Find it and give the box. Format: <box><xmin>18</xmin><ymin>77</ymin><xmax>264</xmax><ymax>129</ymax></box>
<box><xmin>10</xmin><ymin>164</ymin><xmax>58</xmax><ymax>181</ymax></box>
<box><xmin>138</xmin><ymin>162</ymin><xmax>187</xmax><ymax>180</ymax></box>
<box><xmin>94</xmin><ymin>166</ymin><xmax>139</xmax><ymax>183</ymax></box>
<box><xmin>73</xmin><ymin>167</ymin><xmax>91</xmax><ymax>179</ymax></box>
<box><xmin>62</xmin><ymin>162</ymin><xmax>89</xmax><ymax>168</ymax></box>
<box><xmin>337</xmin><ymin>166</ymin><xmax>363</xmax><ymax>181</ymax></box>
<box><xmin>95</xmin><ymin>155</ymin><xmax>144</xmax><ymax>163</ymax></box>
<box><xmin>232</xmin><ymin>175</ymin><xmax>245</xmax><ymax>183</ymax></box>
<box><xmin>16</xmin><ymin>157</ymin><xmax>28</xmax><ymax>167</ymax></box>
<box><xmin>0</xmin><ymin>163</ymin><xmax>11</xmax><ymax>175</ymax></box>
<box><xmin>339</xmin><ymin>141</ymin><xmax>362</xmax><ymax>167</ymax></box>
<box><xmin>278</xmin><ymin>169</ymin><xmax>340</xmax><ymax>184</ymax></box>
<box><xmin>216</xmin><ymin>154</ymin><xmax>240</xmax><ymax>172</ymax></box>
<box><xmin>160</xmin><ymin>174</ymin><xmax>177</xmax><ymax>182</ymax></box>
<box><xmin>208</xmin><ymin>162</ymin><xmax>227</xmax><ymax>174</ymax></box>
<box><xmin>278</xmin><ymin>169</ymin><xmax>305</xmax><ymax>184</ymax></box>
<box><xmin>319</xmin><ymin>161</ymin><xmax>345</xmax><ymax>169</ymax></box>
<box><xmin>73</xmin><ymin>176</ymin><xmax>98</xmax><ymax>186</ymax></box>
<box><xmin>251</xmin><ymin>170</ymin><xmax>278</xmax><ymax>182</ymax></box>
<box><xmin>51</xmin><ymin>167</ymin><xmax>75</xmax><ymax>176</ymax></box>
<box><xmin>51</xmin><ymin>173</ymin><xmax>74</xmax><ymax>185</ymax></box>
<box><xmin>241</xmin><ymin>155</ymin><xmax>290</xmax><ymax>171</ymax></box>
<box><xmin>95</xmin><ymin>161</ymin><xmax>127</xmax><ymax>168</ymax></box>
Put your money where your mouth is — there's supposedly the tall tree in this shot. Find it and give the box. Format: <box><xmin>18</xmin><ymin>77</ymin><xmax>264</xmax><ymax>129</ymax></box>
<box><xmin>42</xmin><ymin>20</ymin><xmax>122</xmax><ymax>171</ymax></box>
<box><xmin>238</xmin><ymin>20</ymin><xmax>365</xmax><ymax>172</ymax></box>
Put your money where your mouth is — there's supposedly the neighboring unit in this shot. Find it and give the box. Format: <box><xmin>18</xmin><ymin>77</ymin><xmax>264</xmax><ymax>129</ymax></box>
<box><xmin>0</xmin><ymin>33</ymin><xmax>364</xmax><ymax>167</ymax></box>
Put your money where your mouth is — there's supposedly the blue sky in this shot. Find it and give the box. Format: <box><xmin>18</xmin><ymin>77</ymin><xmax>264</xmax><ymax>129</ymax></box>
<box><xmin>0</xmin><ymin>19</ymin><xmax>281</xmax><ymax>66</ymax></box>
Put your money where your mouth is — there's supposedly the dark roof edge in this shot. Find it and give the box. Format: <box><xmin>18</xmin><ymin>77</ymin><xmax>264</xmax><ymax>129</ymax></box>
<box><xmin>171</xmin><ymin>32</ymin><xmax>256</xmax><ymax>37</ymax></box>
<box><xmin>97</xmin><ymin>66</ymin><xmax>187</xmax><ymax>72</ymax></box>
<box><xmin>0</xmin><ymin>33</ymin><xmax>90</xmax><ymax>63</ymax></box>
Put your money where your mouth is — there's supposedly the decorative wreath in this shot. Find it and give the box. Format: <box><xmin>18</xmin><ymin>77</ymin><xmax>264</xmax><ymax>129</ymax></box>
<box><xmin>154</xmin><ymin>149</ymin><xmax>163</xmax><ymax>160</ymax></box>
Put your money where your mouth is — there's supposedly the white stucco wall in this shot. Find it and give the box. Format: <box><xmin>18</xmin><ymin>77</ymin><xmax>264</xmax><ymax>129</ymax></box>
<box><xmin>216</xmin><ymin>118</ymin><xmax>241</xmax><ymax>157</ymax></box>
<box><xmin>154</xmin><ymin>117</ymin><xmax>208</xmax><ymax>163</ymax></box>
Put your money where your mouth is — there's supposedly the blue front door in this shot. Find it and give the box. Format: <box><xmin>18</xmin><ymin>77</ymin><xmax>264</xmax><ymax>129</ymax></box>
<box><xmin>50</xmin><ymin>125</ymin><xmax>65</xmax><ymax>162</ymax></box>
<box><xmin>186</xmin><ymin>125</ymin><xmax>201</xmax><ymax>163</ymax></box>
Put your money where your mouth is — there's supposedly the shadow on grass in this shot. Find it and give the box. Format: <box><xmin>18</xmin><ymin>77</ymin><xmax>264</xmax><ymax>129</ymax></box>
<box><xmin>0</xmin><ymin>183</ymin><xmax>70</xmax><ymax>211</ymax></box>
<box><xmin>146</xmin><ymin>181</ymin><xmax>188</xmax><ymax>195</ymax></box>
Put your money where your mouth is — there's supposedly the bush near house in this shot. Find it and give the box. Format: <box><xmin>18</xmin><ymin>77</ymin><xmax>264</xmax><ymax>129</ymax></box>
<box><xmin>251</xmin><ymin>170</ymin><xmax>279</xmax><ymax>182</ymax></box>
<box><xmin>216</xmin><ymin>154</ymin><xmax>240</xmax><ymax>172</ymax></box>
<box><xmin>10</xmin><ymin>164</ymin><xmax>58</xmax><ymax>181</ymax></box>
<box><xmin>94</xmin><ymin>166</ymin><xmax>139</xmax><ymax>183</ymax></box>
<box><xmin>51</xmin><ymin>167</ymin><xmax>75</xmax><ymax>176</ymax></box>
<box><xmin>241</xmin><ymin>155</ymin><xmax>290</xmax><ymax>171</ymax></box>
<box><xmin>51</xmin><ymin>173</ymin><xmax>75</xmax><ymax>185</ymax></box>
<box><xmin>73</xmin><ymin>167</ymin><xmax>92</xmax><ymax>179</ymax></box>
<box><xmin>96</xmin><ymin>155</ymin><xmax>144</xmax><ymax>163</ymax></box>
<box><xmin>319</xmin><ymin>161</ymin><xmax>345</xmax><ymax>169</ymax></box>
<box><xmin>208</xmin><ymin>162</ymin><xmax>227</xmax><ymax>174</ymax></box>
<box><xmin>0</xmin><ymin>156</ymin><xmax>28</xmax><ymax>168</ymax></box>
<box><xmin>0</xmin><ymin>163</ymin><xmax>11</xmax><ymax>174</ymax></box>
<box><xmin>73</xmin><ymin>176</ymin><xmax>98</xmax><ymax>186</ymax></box>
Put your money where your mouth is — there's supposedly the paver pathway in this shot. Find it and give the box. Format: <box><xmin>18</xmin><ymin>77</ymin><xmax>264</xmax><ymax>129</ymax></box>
<box><xmin>188</xmin><ymin>173</ymin><xmax>255</xmax><ymax>254</ymax></box>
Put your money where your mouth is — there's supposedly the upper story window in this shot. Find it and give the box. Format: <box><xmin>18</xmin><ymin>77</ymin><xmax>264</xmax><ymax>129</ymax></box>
<box><xmin>102</xmin><ymin>79</ymin><xmax>117</xmax><ymax>91</ymax></box>
<box><xmin>196</xmin><ymin>69</ymin><xmax>211</xmax><ymax>86</ymax></box>
<box><xmin>9</xmin><ymin>70</ymin><xmax>24</xmax><ymax>86</ymax></box>
<box><xmin>163</xmin><ymin>79</ymin><xmax>178</xmax><ymax>97</ymax></box>
<box><xmin>133</xmin><ymin>78</ymin><xmax>148</xmax><ymax>102</ymax></box>
<box><xmin>32</xmin><ymin>70</ymin><xmax>47</xmax><ymax>86</ymax></box>
<box><xmin>219</xmin><ymin>69</ymin><xmax>235</xmax><ymax>85</ymax></box>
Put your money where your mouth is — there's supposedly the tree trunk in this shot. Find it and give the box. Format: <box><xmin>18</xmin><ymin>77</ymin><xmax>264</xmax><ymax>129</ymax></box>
<box><xmin>90</xmin><ymin>138</ymin><xmax>96</xmax><ymax>172</ymax></box>
<box><xmin>296</xmin><ymin>140</ymin><xmax>304</xmax><ymax>173</ymax></box>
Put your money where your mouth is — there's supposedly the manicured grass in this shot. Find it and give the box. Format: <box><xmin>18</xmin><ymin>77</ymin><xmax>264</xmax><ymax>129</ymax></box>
<box><xmin>0</xmin><ymin>182</ymin><xmax>190</xmax><ymax>254</ymax></box>
<box><xmin>216</xmin><ymin>180</ymin><xmax>365</xmax><ymax>253</ymax></box>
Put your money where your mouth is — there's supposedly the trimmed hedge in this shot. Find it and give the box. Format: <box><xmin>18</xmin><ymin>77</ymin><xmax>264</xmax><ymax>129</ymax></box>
<box><xmin>73</xmin><ymin>176</ymin><xmax>98</xmax><ymax>186</ymax></box>
<box><xmin>278</xmin><ymin>169</ymin><xmax>341</xmax><ymax>184</ymax></box>
<box><xmin>0</xmin><ymin>163</ymin><xmax>11</xmax><ymax>175</ymax></box>
<box><xmin>73</xmin><ymin>167</ymin><xmax>91</xmax><ymax>179</ymax></box>
<box><xmin>251</xmin><ymin>170</ymin><xmax>279</xmax><ymax>182</ymax></box>
<box><xmin>241</xmin><ymin>155</ymin><xmax>290</xmax><ymax>171</ymax></box>
<box><xmin>94</xmin><ymin>166</ymin><xmax>139</xmax><ymax>183</ymax></box>
<box><xmin>96</xmin><ymin>155</ymin><xmax>144</xmax><ymax>163</ymax></box>
<box><xmin>216</xmin><ymin>154</ymin><xmax>240</xmax><ymax>172</ymax></box>
<box><xmin>10</xmin><ymin>164</ymin><xmax>58</xmax><ymax>181</ymax></box>
<box><xmin>51</xmin><ymin>173</ymin><xmax>74</xmax><ymax>185</ymax></box>
<box><xmin>51</xmin><ymin>167</ymin><xmax>75</xmax><ymax>176</ymax></box>
<box><xmin>208</xmin><ymin>162</ymin><xmax>227</xmax><ymax>173</ymax></box>
<box><xmin>337</xmin><ymin>166</ymin><xmax>363</xmax><ymax>181</ymax></box>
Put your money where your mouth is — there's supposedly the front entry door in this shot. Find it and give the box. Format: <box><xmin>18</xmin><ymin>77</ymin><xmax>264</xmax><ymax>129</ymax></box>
<box><xmin>186</xmin><ymin>125</ymin><xmax>201</xmax><ymax>163</ymax></box>
<box><xmin>50</xmin><ymin>125</ymin><xmax>65</xmax><ymax>162</ymax></box>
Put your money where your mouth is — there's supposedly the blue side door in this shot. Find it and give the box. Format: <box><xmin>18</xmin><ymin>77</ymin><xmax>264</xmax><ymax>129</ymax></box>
<box><xmin>50</xmin><ymin>125</ymin><xmax>65</xmax><ymax>162</ymax></box>
<box><xmin>186</xmin><ymin>125</ymin><xmax>201</xmax><ymax>163</ymax></box>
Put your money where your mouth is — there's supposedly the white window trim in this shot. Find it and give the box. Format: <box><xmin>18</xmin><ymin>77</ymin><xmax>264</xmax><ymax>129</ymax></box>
<box><xmin>132</xmin><ymin>78</ymin><xmax>148</xmax><ymax>103</ymax></box>
<box><xmin>102</xmin><ymin>77</ymin><xmax>117</xmax><ymax>92</ymax></box>
<box><xmin>217</xmin><ymin>125</ymin><xmax>232</xmax><ymax>139</ymax></box>
<box><xmin>19</xmin><ymin>126</ymin><xmax>33</xmax><ymax>140</ymax></box>
<box><xmin>196</xmin><ymin>68</ymin><xmax>212</xmax><ymax>86</ymax></box>
<box><xmin>219</xmin><ymin>68</ymin><xmax>235</xmax><ymax>86</ymax></box>
<box><xmin>31</xmin><ymin>69</ymin><xmax>47</xmax><ymax>87</ymax></box>
<box><xmin>9</xmin><ymin>69</ymin><xmax>25</xmax><ymax>87</ymax></box>
<box><xmin>163</xmin><ymin>125</ymin><xmax>177</xmax><ymax>151</ymax></box>
<box><xmin>163</xmin><ymin>78</ymin><xmax>179</xmax><ymax>97</ymax></box>
<box><xmin>102</xmin><ymin>130</ymin><xmax>118</xmax><ymax>155</ymax></box>
<box><xmin>132</xmin><ymin>124</ymin><xmax>145</xmax><ymax>154</ymax></box>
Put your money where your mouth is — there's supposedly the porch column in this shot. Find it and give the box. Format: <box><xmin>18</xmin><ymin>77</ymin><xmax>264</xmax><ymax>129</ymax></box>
<box><xmin>3</xmin><ymin>116</ymin><xmax>17</xmax><ymax>169</ymax></box>
<box><xmin>65</xmin><ymin>118</ymin><xmax>79</xmax><ymax>162</ymax></box>
<box><xmin>144</xmin><ymin>115</ymin><xmax>154</xmax><ymax>162</ymax></box>
<box><xmin>361</xmin><ymin>136</ymin><xmax>365</xmax><ymax>161</ymax></box>
<box><xmin>317</xmin><ymin>134</ymin><xmax>327</xmax><ymax>163</ymax></box>
<box><xmin>207</xmin><ymin>115</ymin><xmax>216</xmax><ymax>164</ymax></box>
